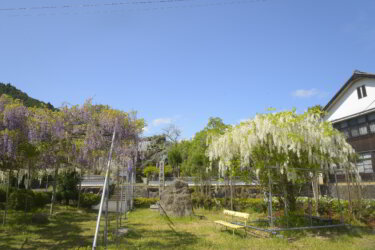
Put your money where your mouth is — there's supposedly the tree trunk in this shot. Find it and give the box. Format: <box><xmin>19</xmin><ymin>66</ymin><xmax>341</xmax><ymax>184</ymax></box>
<box><xmin>16</xmin><ymin>170</ymin><xmax>19</xmax><ymax>189</ymax></box>
<box><xmin>230</xmin><ymin>176</ymin><xmax>233</xmax><ymax>210</ymax></box>
<box><xmin>281</xmin><ymin>172</ymin><xmax>288</xmax><ymax>217</ymax></box>
<box><xmin>27</xmin><ymin>162</ymin><xmax>31</xmax><ymax>190</ymax></box>
<box><xmin>50</xmin><ymin>166</ymin><xmax>58</xmax><ymax>216</ymax></box>
<box><xmin>2</xmin><ymin>170</ymin><xmax>11</xmax><ymax>226</ymax></box>
<box><xmin>311</xmin><ymin>173</ymin><xmax>319</xmax><ymax>216</ymax></box>
<box><xmin>46</xmin><ymin>173</ymin><xmax>49</xmax><ymax>191</ymax></box>
<box><xmin>77</xmin><ymin>171</ymin><xmax>82</xmax><ymax>209</ymax></box>
<box><xmin>345</xmin><ymin>169</ymin><xmax>352</xmax><ymax>215</ymax></box>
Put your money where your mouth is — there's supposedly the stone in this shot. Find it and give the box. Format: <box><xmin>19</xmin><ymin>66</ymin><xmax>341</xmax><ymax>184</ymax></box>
<box><xmin>159</xmin><ymin>179</ymin><xmax>193</xmax><ymax>217</ymax></box>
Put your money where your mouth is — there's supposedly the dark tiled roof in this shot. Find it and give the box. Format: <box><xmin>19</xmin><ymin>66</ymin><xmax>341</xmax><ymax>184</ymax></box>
<box><xmin>324</xmin><ymin>70</ymin><xmax>375</xmax><ymax>111</ymax></box>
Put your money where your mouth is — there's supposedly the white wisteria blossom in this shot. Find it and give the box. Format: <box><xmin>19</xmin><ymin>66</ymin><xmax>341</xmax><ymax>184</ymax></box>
<box><xmin>207</xmin><ymin>109</ymin><xmax>356</xmax><ymax>178</ymax></box>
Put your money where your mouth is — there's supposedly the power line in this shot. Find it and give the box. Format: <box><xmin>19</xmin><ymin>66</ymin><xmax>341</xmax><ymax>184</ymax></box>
<box><xmin>1</xmin><ymin>0</ymin><xmax>269</xmax><ymax>14</ymax></box>
<box><xmin>0</xmin><ymin>0</ymin><xmax>206</xmax><ymax>12</ymax></box>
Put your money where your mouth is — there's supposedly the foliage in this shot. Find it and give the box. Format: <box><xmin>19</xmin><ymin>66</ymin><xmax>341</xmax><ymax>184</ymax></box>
<box><xmin>170</xmin><ymin>117</ymin><xmax>230</xmax><ymax>182</ymax></box>
<box><xmin>57</xmin><ymin>171</ymin><xmax>80</xmax><ymax>205</ymax></box>
<box><xmin>134</xmin><ymin>197</ymin><xmax>159</xmax><ymax>208</ymax></box>
<box><xmin>33</xmin><ymin>192</ymin><xmax>52</xmax><ymax>208</ymax></box>
<box><xmin>207</xmin><ymin>109</ymin><xmax>357</xmax><ymax>211</ymax></box>
<box><xmin>143</xmin><ymin>165</ymin><xmax>158</xmax><ymax>179</ymax></box>
<box><xmin>0</xmin><ymin>188</ymin><xmax>6</xmax><ymax>202</ymax></box>
<box><xmin>0</xmin><ymin>83</ymin><xmax>55</xmax><ymax>110</ymax></box>
<box><xmin>167</xmin><ymin>144</ymin><xmax>182</xmax><ymax>176</ymax></box>
<box><xmin>80</xmin><ymin>193</ymin><xmax>101</xmax><ymax>208</ymax></box>
<box><xmin>164</xmin><ymin>164</ymin><xmax>173</xmax><ymax>176</ymax></box>
<box><xmin>8</xmin><ymin>189</ymin><xmax>35</xmax><ymax>210</ymax></box>
<box><xmin>191</xmin><ymin>193</ymin><xmax>267</xmax><ymax>212</ymax></box>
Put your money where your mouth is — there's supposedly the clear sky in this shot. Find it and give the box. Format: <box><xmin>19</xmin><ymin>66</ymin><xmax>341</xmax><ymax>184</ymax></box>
<box><xmin>1</xmin><ymin>0</ymin><xmax>375</xmax><ymax>138</ymax></box>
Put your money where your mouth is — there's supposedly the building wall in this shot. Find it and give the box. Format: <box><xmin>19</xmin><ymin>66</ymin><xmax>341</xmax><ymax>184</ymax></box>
<box><xmin>325</xmin><ymin>78</ymin><xmax>375</xmax><ymax>122</ymax></box>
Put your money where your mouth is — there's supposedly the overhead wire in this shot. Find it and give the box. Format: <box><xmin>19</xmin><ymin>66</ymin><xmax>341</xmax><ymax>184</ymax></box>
<box><xmin>1</xmin><ymin>0</ymin><xmax>270</xmax><ymax>17</ymax></box>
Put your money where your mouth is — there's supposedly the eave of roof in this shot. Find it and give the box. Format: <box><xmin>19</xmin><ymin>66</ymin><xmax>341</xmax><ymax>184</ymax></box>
<box><xmin>323</xmin><ymin>70</ymin><xmax>375</xmax><ymax>112</ymax></box>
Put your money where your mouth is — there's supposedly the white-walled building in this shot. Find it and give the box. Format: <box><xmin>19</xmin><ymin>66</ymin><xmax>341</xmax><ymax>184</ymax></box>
<box><xmin>324</xmin><ymin>70</ymin><xmax>375</xmax><ymax>180</ymax></box>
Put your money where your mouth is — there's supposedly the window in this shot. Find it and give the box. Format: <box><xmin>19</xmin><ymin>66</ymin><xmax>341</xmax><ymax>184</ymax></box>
<box><xmin>348</xmin><ymin>119</ymin><xmax>357</xmax><ymax>126</ymax></box>
<box><xmin>368</xmin><ymin>113</ymin><xmax>375</xmax><ymax>121</ymax></box>
<box><xmin>359</xmin><ymin>125</ymin><xmax>368</xmax><ymax>135</ymax></box>
<box><xmin>362</xmin><ymin>85</ymin><xmax>367</xmax><ymax>97</ymax></box>
<box><xmin>342</xmin><ymin>129</ymin><xmax>350</xmax><ymax>138</ymax></box>
<box><xmin>357</xmin><ymin>85</ymin><xmax>367</xmax><ymax>99</ymax></box>
<box><xmin>356</xmin><ymin>153</ymin><xmax>373</xmax><ymax>173</ymax></box>
<box><xmin>358</xmin><ymin>116</ymin><xmax>366</xmax><ymax>124</ymax></box>
<box><xmin>351</xmin><ymin>127</ymin><xmax>359</xmax><ymax>137</ymax></box>
<box><xmin>340</xmin><ymin>121</ymin><xmax>348</xmax><ymax>128</ymax></box>
<box><xmin>357</xmin><ymin>87</ymin><xmax>362</xmax><ymax>99</ymax></box>
<box><xmin>370</xmin><ymin>122</ymin><xmax>375</xmax><ymax>133</ymax></box>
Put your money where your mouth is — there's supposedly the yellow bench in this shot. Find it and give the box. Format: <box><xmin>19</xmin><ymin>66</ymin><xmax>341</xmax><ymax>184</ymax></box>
<box><xmin>214</xmin><ymin>209</ymin><xmax>249</xmax><ymax>235</ymax></box>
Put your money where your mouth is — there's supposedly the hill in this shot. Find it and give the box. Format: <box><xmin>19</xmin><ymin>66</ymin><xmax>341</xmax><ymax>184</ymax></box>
<box><xmin>0</xmin><ymin>83</ymin><xmax>55</xmax><ymax>110</ymax></box>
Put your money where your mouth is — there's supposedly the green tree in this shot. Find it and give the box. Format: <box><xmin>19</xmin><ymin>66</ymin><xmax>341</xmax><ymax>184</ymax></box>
<box><xmin>58</xmin><ymin>171</ymin><xmax>80</xmax><ymax>206</ymax></box>
<box><xmin>167</xmin><ymin>145</ymin><xmax>182</xmax><ymax>177</ymax></box>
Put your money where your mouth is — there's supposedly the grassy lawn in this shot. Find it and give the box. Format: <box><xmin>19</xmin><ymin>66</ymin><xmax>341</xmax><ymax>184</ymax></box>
<box><xmin>1</xmin><ymin>206</ymin><xmax>375</xmax><ymax>249</ymax></box>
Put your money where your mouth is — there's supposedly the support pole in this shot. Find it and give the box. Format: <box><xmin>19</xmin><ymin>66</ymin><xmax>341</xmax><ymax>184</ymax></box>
<box><xmin>120</xmin><ymin>174</ymin><xmax>124</xmax><ymax>227</ymax></box>
<box><xmin>268</xmin><ymin>168</ymin><xmax>273</xmax><ymax>227</ymax></box>
<box><xmin>104</xmin><ymin>180</ymin><xmax>109</xmax><ymax>248</ymax></box>
<box><xmin>334</xmin><ymin>171</ymin><xmax>344</xmax><ymax>224</ymax></box>
<box><xmin>92</xmin><ymin>125</ymin><xmax>116</xmax><ymax>250</ymax></box>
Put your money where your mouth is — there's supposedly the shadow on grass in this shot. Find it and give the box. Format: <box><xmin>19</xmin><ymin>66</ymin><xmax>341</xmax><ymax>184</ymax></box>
<box><xmin>0</xmin><ymin>206</ymin><xmax>98</xmax><ymax>249</ymax></box>
<box><xmin>116</xmin><ymin>223</ymin><xmax>199</xmax><ymax>249</ymax></box>
<box><xmin>246</xmin><ymin>215</ymin><xmax>375</xmax><ymax>241</ymax></box>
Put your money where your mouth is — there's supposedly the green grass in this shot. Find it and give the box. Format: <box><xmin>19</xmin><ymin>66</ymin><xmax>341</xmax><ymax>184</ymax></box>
<box><xmin>0</xmin><ymin>206</ymin><xmax>375</xmax><ymax>249</ymax></box>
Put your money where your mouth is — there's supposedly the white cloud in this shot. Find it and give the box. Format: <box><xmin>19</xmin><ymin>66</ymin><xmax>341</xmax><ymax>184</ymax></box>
<box><xmin>142</xmin><ymin>126</ymin><xmax>149</xmax><ymax>133</ymax></box>
<box><xmin>152</xmin><ymin>118</ymin><xmax>173</xmax><ymax>126</ymax></box>
<box><xmin>292</xmin><ymin>88</ymin><xmax>322</xmax><ymax>98</ymax></box>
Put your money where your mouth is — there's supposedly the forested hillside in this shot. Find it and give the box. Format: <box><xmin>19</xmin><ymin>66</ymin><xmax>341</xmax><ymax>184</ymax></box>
<box><xmin>0</xmin><ymin>83</ymin><xmax>55</xmax><ymax>110</ymax></box>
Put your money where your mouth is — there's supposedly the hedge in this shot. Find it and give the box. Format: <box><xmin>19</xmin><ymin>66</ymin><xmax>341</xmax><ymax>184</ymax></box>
<box><xmin>80</xmin><ymin>193</ymin><xmax>101</xmax><ymax>208</ymax></box>
<box><xmin>134</xmin><ymin>197</ymin><xmax>159</xmax><ymax>208</ymax></box>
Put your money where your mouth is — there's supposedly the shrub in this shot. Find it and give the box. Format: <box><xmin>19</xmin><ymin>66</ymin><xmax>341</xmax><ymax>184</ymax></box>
<box><xmin>80</xmin><ymin>193</ymin><xmax>101</xmax><ymax>208</ymax></box>
<box><xmin>57</xmin><ymin>171</ymin><xmax>80</xmax><ymax>205</ymax></box>
<box><xmin>134</xmin><ymin>197</ymin><xmax>159</xmax><ymax>208</ymax></box>
<box><xmin>33</xmin><ymin>192</ymin><xmax>52</xmax><ymax>208</ymax></box>
<box><xmin>0</xmin><ymin>188</ymin><xmax>6</xmax><ymax>203</ymax></box>
<box><xmin>143</xmin><ymin>166</ymin><xmax>158</xmax><ymax>180</ymax></box>
<box><xmin>8</xmin><ymin>189</ymin><xmax>35</xmax><ymax>210</ymax></box>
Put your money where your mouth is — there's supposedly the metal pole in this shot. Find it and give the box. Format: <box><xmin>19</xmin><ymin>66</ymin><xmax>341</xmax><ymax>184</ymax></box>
<box><xmin>268</xmin><ymin>168</ymin><xmax>273</xmax><ymax>227</ymax></box>
<box><xmin>104</xmin><ymin>181</ymin><xmax>109</xmax><ymax>248</ymax></box>
<box><xmin>92</xmin><ymin>125</ymin><xmax>116</xmax><ymax>250</ymax></box>
<box><xmin>334</xmin><ymin>171</ymin><xmax>344</xmax><ymax>223</ymax></box>
<box><xmin>120</xmin><ymin>174</ymin><xmax>124</xmax><ymax>227</ymax></box>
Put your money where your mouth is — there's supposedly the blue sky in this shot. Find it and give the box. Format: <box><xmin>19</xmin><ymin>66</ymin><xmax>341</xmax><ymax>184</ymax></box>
<box><xmin>1</xmin><ymin>0</ymin><xmax>375</xmax><ymax>138</ymax></box>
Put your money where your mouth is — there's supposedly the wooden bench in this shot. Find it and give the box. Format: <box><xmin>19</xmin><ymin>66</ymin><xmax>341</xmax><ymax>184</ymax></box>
<box><xmin>214</xmin><ymin>210</ymin><xmax>249</xmax><ymax>235</ymax></box>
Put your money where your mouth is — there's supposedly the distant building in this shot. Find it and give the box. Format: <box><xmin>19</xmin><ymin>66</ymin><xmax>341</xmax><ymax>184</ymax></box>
<box><xmin>323</xmin><ymin>70</ymin><xmax>375</xmax><ymax>181</ymax></box>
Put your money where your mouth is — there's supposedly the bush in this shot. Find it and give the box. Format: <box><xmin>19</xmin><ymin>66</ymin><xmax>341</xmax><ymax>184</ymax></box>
<box><xmin>191</xmin><ymin>193</ymin><xmax>267</xmax><ymax>212</ymax></box>
<box><xmin>143</xmin><ymin>166</ymin><xmax>158</xmax><ymax>180</ymax></box>
<box><xmin>58</xmin><ymin>171</ymin><xmax>80</xmax><ymax>205</ymax></box>
<box><xmin>8</xmin><ymin>189</ymin><xmax>35</xmax><ymax>210</ymax></box>
<box><xmin>0</xmin><ymin>188</ymin><xmax>6</xmax><ymax>203</ymax></box>
<box><xmin>80</xmin><ymin>193</ymin><xmax>101</xmax><ymax>208</ymax></box>
<box><xmin>34</xmin><ymin>192</ymin><xmax>52</xmax><ymax>208</ymax></box>
<box><xmin>134</xmin><ymin>197</ymin><xmax>159</xmax><ymax>208</ymax></box>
